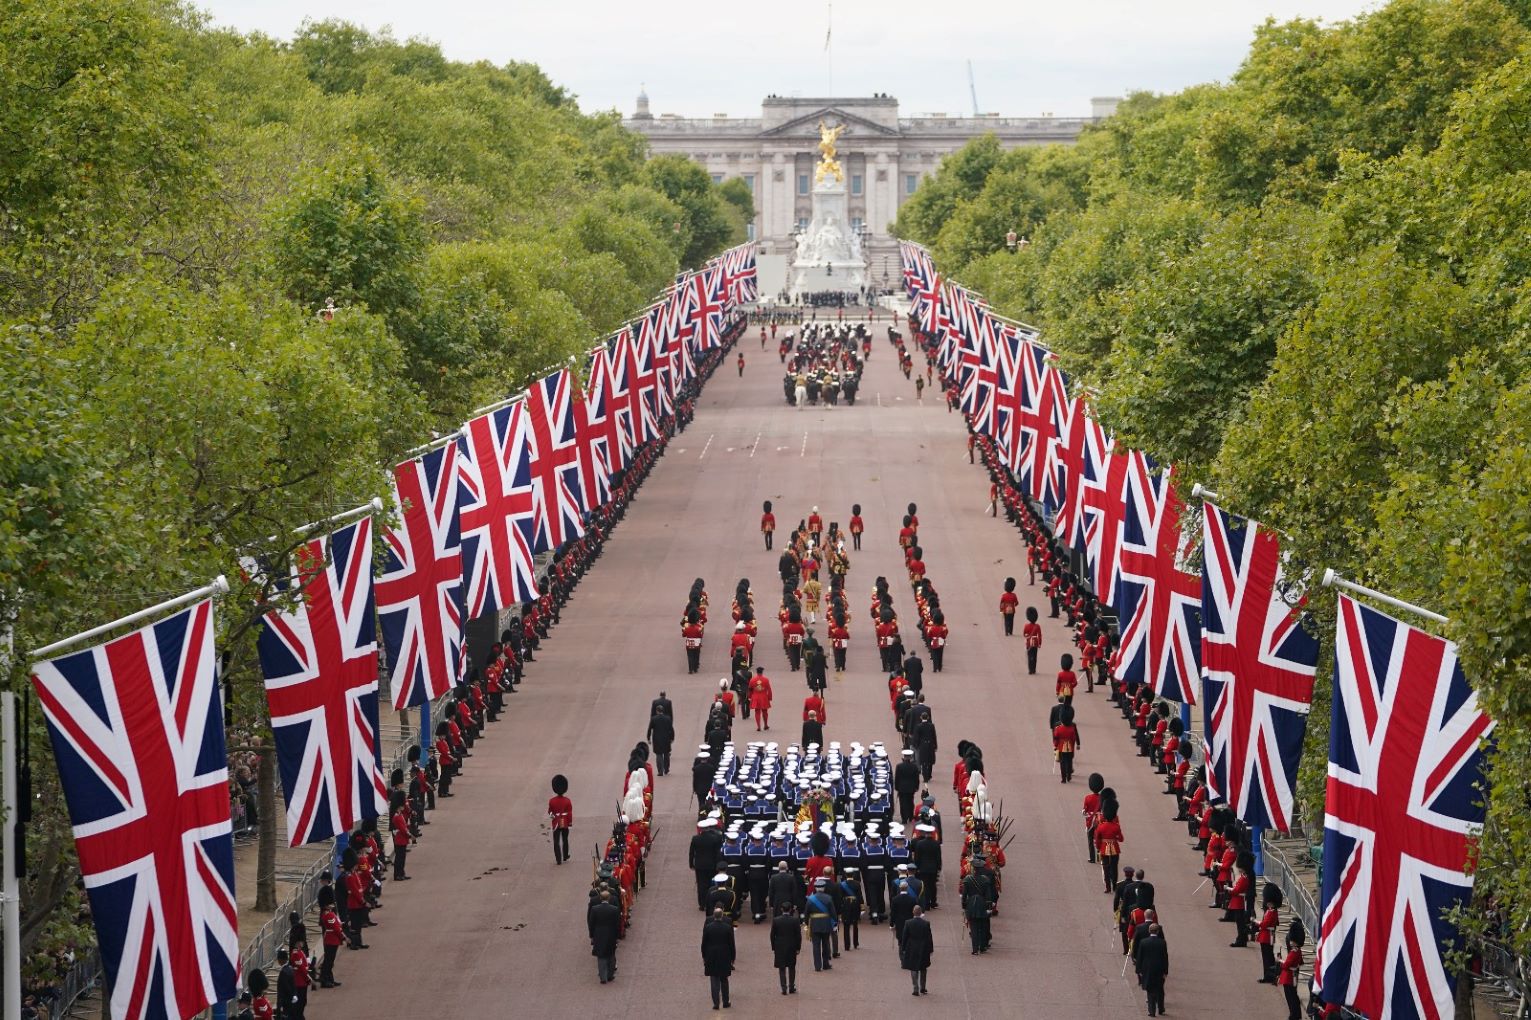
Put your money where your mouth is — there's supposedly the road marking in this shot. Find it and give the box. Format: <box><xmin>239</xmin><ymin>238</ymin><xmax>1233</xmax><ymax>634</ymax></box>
<box><xmin>877</xmin><ymin>392</ymin><xmax>882</xmax><ymax>407</ymax></box>
<box><xmin>698</xmin><ymin>433</ymin><xmax>714</xmax><ymax>460</ymax></box>
<box><xmin>800</xmin><ymin>431</ymin><xmax>808</xmax><ymax>458</ymax></box>
<box><xmin>749</xmin><ymin>432</ymin><xmax>761</xmax><ymax>458</ymax></box>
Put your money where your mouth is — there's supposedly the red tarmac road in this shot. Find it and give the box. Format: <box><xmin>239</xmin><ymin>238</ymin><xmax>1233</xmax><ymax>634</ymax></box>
<box><xmin>326</xmin><ymin>320</ymin><xmax>1268</xmax><ymax>1018</ymax></box>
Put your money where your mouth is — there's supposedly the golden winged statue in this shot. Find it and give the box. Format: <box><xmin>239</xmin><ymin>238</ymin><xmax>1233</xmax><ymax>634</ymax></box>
<box><xmin>814</xmin><ymin>119</ymin><xmax>846</xmax><ymax>185</ymax></box>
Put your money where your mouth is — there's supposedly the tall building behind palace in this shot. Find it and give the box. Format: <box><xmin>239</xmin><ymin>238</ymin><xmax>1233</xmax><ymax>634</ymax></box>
<box><xmin>625</xmin><ymin>91</ymin><xmax>1120</xmax><ymax>293</ymax></box>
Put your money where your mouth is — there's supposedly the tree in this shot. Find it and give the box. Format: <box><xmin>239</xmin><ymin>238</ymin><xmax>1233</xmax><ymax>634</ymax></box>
<box><xmin>643</xmin><ymin>154</ymin><xmax>742</xmax><ymax>265</ymax></box>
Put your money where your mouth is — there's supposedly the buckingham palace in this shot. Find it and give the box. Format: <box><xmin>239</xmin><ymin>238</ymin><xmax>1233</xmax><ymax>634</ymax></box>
<box><xmin>625</xmin><ymin>91</ymin><xmax>1120</xmax><ymax>293</ymax></box>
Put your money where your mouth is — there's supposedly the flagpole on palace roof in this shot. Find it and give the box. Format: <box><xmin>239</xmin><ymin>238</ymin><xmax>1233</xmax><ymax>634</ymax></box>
<box><xmin>1321</xmin><ymin>570</ymin><xmax>1448</xmax><ymax>626</ymax></box>
<box><xmin>28</xmin><ymin>575</ymin><xmax>232</xmax><ymax>662</ymax></box>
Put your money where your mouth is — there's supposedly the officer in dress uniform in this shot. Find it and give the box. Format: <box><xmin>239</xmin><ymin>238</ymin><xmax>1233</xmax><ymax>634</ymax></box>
<box><xmin>861</xmin><ymin>825</ymin><xmax>889</xmax><ymax>921</ymax></box>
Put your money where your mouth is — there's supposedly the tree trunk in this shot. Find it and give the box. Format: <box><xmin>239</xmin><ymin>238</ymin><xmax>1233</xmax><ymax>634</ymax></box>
<box><xmin>255</xmin><ymin>746</ymin><xmax>278</xmax><ymax>911</ymax></box>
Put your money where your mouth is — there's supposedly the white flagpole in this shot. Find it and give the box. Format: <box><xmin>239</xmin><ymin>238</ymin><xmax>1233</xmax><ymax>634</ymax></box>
<box><xmin>2</xmin><ymin>686</ymin><xmax>19</xmax><ymax>1020</ymax></box>
<box><xmin>1321</xmin><ymin>570</ymin><xmax>1448</xmax><ymax>625</ymax></box>
<box><xmin>29</xmin><ymin>576</ymin><xmax>231</xmax><ymax>661</ymax></box>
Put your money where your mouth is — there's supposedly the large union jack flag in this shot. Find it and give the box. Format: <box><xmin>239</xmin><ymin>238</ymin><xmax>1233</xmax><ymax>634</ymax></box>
<box><xmin>525</xmin><ymin>368</ymin><xmax>587</xmax><ymax>553</ymax></box>
<box><xmin>1200</xmin><ymin>502</ymin><xmax>1317</xmax><ymax>832</ymax></box>
<box><xmin>379</xmin><ymin>444</ymin><xmax>465</xmax><ymax>710</ymax></box>
<box><xmin>1014</xmin><ymin>338</ymin><xmax>1068</xmax><ymax>506</ymax></box>
<box><xmin>569</xmin><ymin>365</ymin><xmax>611</xmax><ymax>509</ymax></box>
<box><xmin>257</xmin><ymin>516</ymin><xmax>389</xmax><ymax>847</ymax></box>
<box><xmin>585</xmin><ymin>342</ymin><xmax>630</xmax><ymax>480</ymax></box>
<box><xmin>1081</xmin><ymin>445</ymin><xmax>1129</xmax><ymax>608</ymax></box>
<box><xmin>1111</xmin><ymin>456</ymin><xmax>1202</xmax><ymax>703</ymax></box>
<box><xmin>1051</xmin><ymin>397</ymin><xmax>1110</xmax><ymax>555</ymax></box>
<box><xmin>685</xmin><ymin>264</ymin><xmax>727</xmax><ymax>352</ymax></box>
<box><xmin>1316</xmin><ymin>594</ymin><xmax>1493</xmax><ymax>1020</ymax></box>
<box><xmin>32</xmin><ymin>598</ymin><xmax>239</xmax><ymax>1020</ymax></box>
<box><xmin>642</xmin><ymin>301</ymin><xmax>680</xmax><ymax>415</ymax></box>
<box><xmin>624</xmin><ymin>321</ymin><xmax>662</xmax><ymax>444</ymax></box>
<box><xmin>458</xmin><ymin>400</ymin><xmax>539</xmax><ymax>615</ymax></box>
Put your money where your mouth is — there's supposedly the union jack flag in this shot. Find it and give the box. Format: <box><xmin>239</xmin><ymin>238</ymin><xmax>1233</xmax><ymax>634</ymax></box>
<box><xmin>960</xmin><ymin>311</ymin><xmax>1000</xmax><ymax>436</ymax></box>
<box><xmin>569</xmin><ymin>365</ymin><xmax>611</xmax><ymax>509</ymax></box>
<box><xmin>1015</xmin><ymin>338</ymin><xmax>1068</xmax><ymax>506</ymax></box>
<box><xmin>257</xmin><ymin>516</ymin><xmax>389</xmax><ymax>846</ymax></box>
<box><xmin>1315</xmin><ymin>594</ymin><xmax>1493</xmax><ymax>1020</ymax></box>
<box><xmin>1200</xmin><ymin>502</ymin><xmax>1317</xmax><ymax>832</ymax></box>
<box><xmin>624</xmin><ymin>320</ymin><xmax>662</xmax><ymax>444</ymax></box>
<box><xmin>524</xmin><ymin>368</ymin><xmax>587</xmax><ymax>552</ymax></box>
<box><xmin>1051</xmin><ymin>397</ymin><xmax>1110</xmax><ymax>554</ymax></box>
<box><xmin>686</xmin><ymin>264</ymin><xmax>727</xmax><ymax>351</ymax></box>
<box><xmin>31</xmin><ymin>598</ymin><xmax>239</xmax><ymax>1020</ymax></box>
<box><xmin>457</xmin><ymin>400</ymin><xmax>539</xmax><ymax>615</ymax></box>
<box><xmin>1081</xmin><ymin>445</ymin><xmax>1129</xmax><ymax>607</ymax></box>
<box><xmin>1111</xmin><ymin>456</ymin><xmax>1202</xmax><ymax>703</ymax></box>
<box><xmin>378</xmin><ymin>444</ymin><xmax>466</xmax><ymax>710</ymax></box>
<box><xmin>992</xmin><ymin>326</ymin><xmax>1026</xmax><ymax>474</ymax></box>
<box><xmin>722</xmin><ymin>243</ymin><xmax>758</xmax><ymax>304</ymax></box>
<box><xmin>585</xmin><ymin>342</ymin><xmax>630</xmax><ymax>479</ymax></box>
<box><xmin>643</xmin><ymin>300</ymin><xmax>680</xmax><ymax>413</ymax></box>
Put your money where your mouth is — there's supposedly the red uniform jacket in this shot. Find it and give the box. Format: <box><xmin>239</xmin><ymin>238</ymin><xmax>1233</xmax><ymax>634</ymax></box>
<box><xmin>548</xmin><ymin>794</ymin><xmax>573</xmax><ymax>829</ymax></box>
<box><xmin>1082</xmin><ymin>792</ymin><xmax>1102</xmax><ymax>829</ymax></box>
<box><xmin>808</xmin><ymin>513</ymin><xmax>822</xmax><ymax>533</ymax></box>
<box><xmin>291</xmin><ymin>948</ymin><xmax>311</xmax><ymax>988</ymax></box>
<box><xmin>730</xmin><ymin>632</ymin><xmax>753</xmax><ymax>658</ymax></box>
<box><xmin>1055</xmin><ymin>670</ymin><xmax>1078</xmax><ymax>699</ymax></box>
<box><xmin>321</xmin><ymin>908</ymin><xmax>345</xmax><ymax>947</ymax></box>
<box><xmin>926</xmin><ymin>624</ymin><xmax>948</xmax><ymax>648</ymax></box>
<box><xmin>391</xmin><ymin>809</ymin><xmax>410</xmax><ymax>848</ymax></box>
<box><xmin>898</xmin><ymin>526</ymin><xmax>915</xmax><ymax>548</ymax></box>
<box><xmin>718</xmin><ymin>691</ymin><xmax>736</xmax><ymax>715</ymax></box>
<box><xmin>999</xmin><ymin>592</ymin><xmax>1019</xmax><ymax>616</ymax></box>
<box><xmin>803</xmin><ymin>694</ymin><xmax>826</xmax><ymax>723</ymax></box>
<box><xmin>748</xmin><ymin>676</ymin><xmax>773</xmax><ymax>709</ymax></box>
<box><xmin>1257</xmin><ymin>907</ymin><xmax>1279</xmax><ymax>944</ymax></box>
<box><xmin>1227</xmin><ymin>874</ymin><xmax>1251</xmax><ymax>912</ymax></box>
<box><xmin>1052</xmin><ymin>724</ymin><xmax>1080</xmax><ymax>754</ymax></box>
<box><xmin>849</xmin><ymin>515</ymin><xmax>864</xmax><ymax>535</ymax></box>
<box><xmin>828</xmin><ymin>624</ymin><xmax>849</xmax><ymax>649</ymax></box>
<box><xmin>1093</xmin><ymin>819</ymin><xmax>1124</xmax><ymax>857</ymax></box>
<box><xmin>344</xmin><ymin>871</ymin><xmax>368</xmax><ymax>910</ymax></box>
<box><xmin>1278</xmin><ymin>947</ymin><xmax>1303</xmax><ymax>986</ymax></box>
<box><xmin>761</xmin><ymin>512</ymin><xmax>776</xmax><ymax>533</ymax></box>
<box><xmin>253</xmin><ymin>995</ymin><xmax>274</xmax><ymax>1020</ymax></box>
<box><xmin>783</xmin><ymin>622</ymin><xmax>806</xmax><ymax>647</ymax></box>
<box><xmin>1023</xmin><ymin>622</ymin><xmax>1043</xmax><ymax>649</ymax></box>
<box><xmin>683</xmin><ymin>623</ymin><xmax>704</xmax><ymax>649</ymax></box>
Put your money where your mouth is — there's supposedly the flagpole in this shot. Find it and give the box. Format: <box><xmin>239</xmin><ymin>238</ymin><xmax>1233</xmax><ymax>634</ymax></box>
<box><xmin>2</xmin><ymin>689</ymin><xmax>19</xmax><ymax>1020</ymax></box>
<box><xmin>1320</xmin><ymin>570</ymin><xmax>1448</xmax><ymax>625</ymax></box>
<box><xmin>29</xmin><ymin>575</ymin><xmax>231</xmax><ymax>661</ymax></box>
<box><xmin>293</xmin><ymin>498</ymin><xmax>383</xmax><ymax>540</ymax></box>
<box><xmin>827</xmin><ymin>0</ymin><xmax>833</xmax><ymax>96</ymax></box>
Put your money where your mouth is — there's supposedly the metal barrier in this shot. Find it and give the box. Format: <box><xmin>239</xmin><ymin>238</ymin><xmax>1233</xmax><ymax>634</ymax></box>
<box><xmin>43</xmin><ymin>951</ymin><xmax>101</xmax><ymax>1020</ymax></box>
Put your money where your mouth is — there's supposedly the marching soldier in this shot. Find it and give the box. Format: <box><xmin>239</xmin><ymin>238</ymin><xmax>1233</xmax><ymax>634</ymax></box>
<box><xmin>682</xmin><ymin>609</ymin><xmax>704</xmax><ymax>674</ymax></box>
<box><xmin>926</xmin><ymin>610</ymin><xmax>948</xmax><ymax>673</ymax></box>
<box><xmin>1095</xmin><ymin>801</ymin><xmax>1124</xmax><ymax>893</ymax></box>
<box><xmin>999</xmin><ymin>577</ymin><xmax>1018</xmax><ymax>636</ymax></box>
<box><xmin>548</xmin><ymin>775</ymin><xmax>573</xmax><ymax>865</ymax></box>
<box><xmin>828</xmin><ymin>609</ymin><xmax>850</xmax><ymax>677</ymax></box>
<box><xmin>761</xmin><ymin>500</ymin><xmax>776</xmax><ymax>551</ymax></box>
<box><xmin>849</xmin><ymin>504</ymin><xmax>864</xmax><ymax>551</ymax></box>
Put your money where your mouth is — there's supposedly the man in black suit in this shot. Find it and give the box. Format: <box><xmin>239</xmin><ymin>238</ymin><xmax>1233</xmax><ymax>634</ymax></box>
<box><xmin>690</xmin><ymin>820</ymin><xmax>725</xmax><ymax>910</ymax></box>
<box><xmin>701</xmin><ymin>908</ymin><xmax>737</xmax><ymax>1010</ymax></box>
<box><xmin>588</xmin><ymin>890</ymin><xmax>621</xmax><ymax>983</ymax></box>
<box><xmin>771</xmin><ymin>903</ymin><xmax>802</xmax><ymax>994</ymax></box>
<box><xmin>889</xmin><ymin>880</ymin><xmax>918</xmax><ymax>942</ymax></box>
<box><xmin>1135</xmin><ymin>923</ymin><xmax>1170</xmax><ymax>1016</ymax></box>
<box><xmin>900</xmin><ymin>904</ymin><xmax>934</xmax><ymax>995</ymax></box>
<box><xmin>647</xmin><ymin>712</ymin><xmax>675</xmax><ymax>776</ymax></box>
<box><xmin>650</xmin><ymin>690</ymin><xmax>673</xmax><ymax>720</ymax></box>
<box><xmin>768</xmin><ymin>861</ymin><xmax>798</xmax><ymax>916</ymax></box>
<box><xmin>1113</xmin><ymin>866</ymin><xmax>1141</xmax><ymax>954</ymax></box>
<box><xmin>901</xmin><ymin>652</ymin><xmax>924</xmax><ymax>695</ymax></box>
<box><xmin>894</xmin><ymin>751</ymin><xmax>921</xmax><ymax>823</ymax></box>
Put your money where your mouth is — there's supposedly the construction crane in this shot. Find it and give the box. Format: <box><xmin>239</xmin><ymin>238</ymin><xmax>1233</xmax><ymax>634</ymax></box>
<box><xmin>967</xmin><ymin>59</ymin><xmax>980</xmax><ymax>117</ymax></box>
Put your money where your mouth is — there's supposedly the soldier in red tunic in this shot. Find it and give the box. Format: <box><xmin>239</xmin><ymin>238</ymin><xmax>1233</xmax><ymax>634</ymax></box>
<box><xmin>1094</xmin><ymin>802</ymin><xmax>1124</xmax><ymax>893</ymax></box>
<box><xmin>1020</xmin><ymin>606</ymin><xmax>1042</xmax><ymax>675</ymax></box>
<box><xmin>1083</xmin><ymin>773</ymin><xmax>1104</xmax><ymax>864</ymax></box>
<box><xmin>783</xmin><ymin>606</ymin><xmax>807</xmax><ymax>671</ymax></box>
<box><xmin>761</xmin><ymin>500</ymin><xmax>776</xmax><ymax>550</ymax></box>
<box><xmin>803</xmin><ymin>691</ymin><xmax>827</xmax><ymax>726</ymax></box>
<box><xmin>849</xmin><ymin>504</ymin><xmax>864</xmax><ymax>551</ymax></box>
<box><xmin>1056</xmin><ymin>654</ymin><xmax>1078</xmax><ymax>704</ymax></box>
<box><xmin>925</xmin><ymin>610</ymin><xmax>948</xmax><ymax>673</ymax></box>
<box><xmin>749</xmin><ymin>668</ymin><xmax>773</xmax><ymax>731</ymax></box>
<box><xmin>682</xmin><ymin>609</ymin><xmax>705</xmax><ymax>674</ymax></box>
<box><xmin>827</xmin><ymin>609</ymin><xmax>850</xmax><ymax>676</ymax></box>
<box><xmin>807</xmin><ymin>506</ymin><xmax>823</xmax><ymax>544</ymax></box>
<box><xmin>1257</xmin><ymin>886</ymin><xmax>1283</xmax><ymax>982</ymax></box>
<box><xmin>549</xmin><ymin>774</ymin><xmax>573</xmax><ymax>865</ymax></box>
<box><xmin>1052</xmin><ymin>704</ymin><xmax>1081</xmax><ymax>783</ymax></box>
<box><xmin>999</xmin><ymin>577</ymin><xmax>1019</xmax><ymax>636</ymax></box>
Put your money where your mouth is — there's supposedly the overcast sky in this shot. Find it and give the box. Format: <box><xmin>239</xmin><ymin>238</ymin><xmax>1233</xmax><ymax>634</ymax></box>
<box><xmin>192</xmin><ymin>0</ymin><xmax>1382</xmax><ymax>118</ymax></box>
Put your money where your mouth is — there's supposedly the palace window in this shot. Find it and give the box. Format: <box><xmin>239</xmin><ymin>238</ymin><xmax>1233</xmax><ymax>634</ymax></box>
<box><xmin>851</xmin><ymin>174</ymin><xmax>863</xmax><ymax>195</ymax></box>
<box><xmin>744</xmin><ymin>174</ymin><xmax>756</xmax><ymax>194</ymax></box>
<box><xmin>712</xmin><ymin>173</ymin><xmax>724</xmax><ymax>184</ymax></box>
<box><xmin>905</xmin><ymin>173</ymin><xmax>919</xmax><ymax>195</ymax></box>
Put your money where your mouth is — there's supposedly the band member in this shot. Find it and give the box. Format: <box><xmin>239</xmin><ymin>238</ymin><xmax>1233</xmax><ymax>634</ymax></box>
<box><xmin>827</xmin><ymin>609</ymin><xmax>850</xmax><ymax>676</ymax></box>
<box><xmin>682</xmin><ymin>609</ymin><xmax>704</xmax><ymax>674</ymax></box>
<box><xmin>926</xmin><ymin>610</ymin><xmax>948</xmax><ymax>673</ymax></box>
<box><xmin>1023</xmin><ymin>606</ymin><xmax>1042</xmax><ymax>674</ymax></box>
<box><xmin>761</xmin><ymin>500</ymin><xmax>776</xmax><ymax>551</ymax></box>
<box><xmin>1094</xmin><ymin>801</ymin><xmax>1124</xmax><ymax>893</ymax></box>
<box><xmin>1056</xmin><ymin>653</ymin><xmax>1078</xmax><ymax>704</ymax></box>
<box><xmin>783</xmin><ymin>606</ymin><xmax>806</xmax><ymax>671</ymax></box>
<box><xmin>999</xmin><ymin>577</ymin><xmax>1018</xmax><ymax>636</ymax></box>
